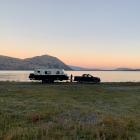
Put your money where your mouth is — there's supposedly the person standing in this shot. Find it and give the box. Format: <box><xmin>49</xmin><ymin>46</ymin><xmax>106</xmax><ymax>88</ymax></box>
<box><xmin>70</xmin><ymin>74</ymin><xmax>73</xmax><ymax>82</ymax></box>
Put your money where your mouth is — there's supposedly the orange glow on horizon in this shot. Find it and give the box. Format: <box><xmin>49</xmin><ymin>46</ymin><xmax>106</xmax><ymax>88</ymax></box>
<box><xmin>0</xmin><ymin>39</ymin><xmax>140</xmax><ymax>69</ymax></box>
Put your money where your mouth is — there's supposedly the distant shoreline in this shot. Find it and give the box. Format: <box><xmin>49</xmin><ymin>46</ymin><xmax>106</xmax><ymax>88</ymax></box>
<box><xmin>0</xmin><ymin>81</ymin><xmax>140</xmax><ymax>84</ymax></box>
<box><xmin>0</xmin><ymin>69</ymin><xmax>140</xmax><ymax>71</ymax></box>
<box><xmin>71</xmin><ymin>70</ymin><xmax>140</xmax><ymax>72</ymax></box>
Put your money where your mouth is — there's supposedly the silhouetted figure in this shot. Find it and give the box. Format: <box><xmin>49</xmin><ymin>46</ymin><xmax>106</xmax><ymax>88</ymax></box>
<box><xmin>70</xmin><ymin>74</ymin><xmax>73</xmax><ymax>82</ymax></box>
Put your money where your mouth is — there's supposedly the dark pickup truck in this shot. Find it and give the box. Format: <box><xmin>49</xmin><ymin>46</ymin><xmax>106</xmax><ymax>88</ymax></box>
<box><xmin>74</xmin><ymin>74</ymin><xmax>101</xmax><ymax>83</ymax></box>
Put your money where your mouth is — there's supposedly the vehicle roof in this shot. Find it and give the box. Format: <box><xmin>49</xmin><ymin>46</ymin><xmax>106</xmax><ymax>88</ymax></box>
<box><xmin>82</xmin><ymin>74</ymin><xmax>93</xmax><ymax>77</ymax></box>
<box><xmin>34</xmin><ymin>68</ymin><xmax>64</xmax><ymax>71</ymax></box>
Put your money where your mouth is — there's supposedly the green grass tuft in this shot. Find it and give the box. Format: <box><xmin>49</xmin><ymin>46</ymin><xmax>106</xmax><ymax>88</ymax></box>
<box><xmin>0</xmin><ymin>82</ymin><xmax>140</xmax><ymax>140</ymax></box>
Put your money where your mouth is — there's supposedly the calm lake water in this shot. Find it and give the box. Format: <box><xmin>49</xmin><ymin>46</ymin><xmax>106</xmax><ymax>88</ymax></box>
<box><xmin>0</xmin><ymin>71</ymin><xmax>140</xmax><ymax>82</ymax></box>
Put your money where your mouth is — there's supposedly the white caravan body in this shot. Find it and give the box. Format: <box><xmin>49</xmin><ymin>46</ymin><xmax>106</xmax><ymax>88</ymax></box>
<box><xmin>34</xmin><ymin>69</ymin><xmax>67</xmax><ymax>76</ymax></box>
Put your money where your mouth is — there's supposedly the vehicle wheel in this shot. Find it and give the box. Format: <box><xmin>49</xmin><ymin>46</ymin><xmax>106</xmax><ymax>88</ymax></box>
<box><xmin>48</xmin><ymin>79</ymin><xmax>54</xmax><ymax>83</ymax></box>
<box><xmin>42</xmin><ymin>80</ymin><xmax>48</xmax><ymax>84</ymax></box>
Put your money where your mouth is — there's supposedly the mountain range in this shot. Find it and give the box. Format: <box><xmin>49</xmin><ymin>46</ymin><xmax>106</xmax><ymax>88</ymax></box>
<box><xmin>69</xmin><ymin>66</ymin><xmax>102</xmax><ymax>71</ymax></box>
<box><xmin>0</xmin><ymin>54</ymin><xmax>139</xmax><ymax>71</ymax></box>
<box><xmin>70</xmin><ymin>66</ymin><xmax>140</xmax><ymax>71</ymax></box>
<box><xmin>0</xmin><ymin>55</ymin><xmax>71</xmax><ymax>70</ymax></box>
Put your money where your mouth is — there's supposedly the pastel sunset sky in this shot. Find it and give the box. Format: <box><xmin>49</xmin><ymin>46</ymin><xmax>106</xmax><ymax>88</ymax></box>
<box><xmin>0</xmin><ymin>0</ymin><xmax>140</xmax><ymax>68</ymax></box>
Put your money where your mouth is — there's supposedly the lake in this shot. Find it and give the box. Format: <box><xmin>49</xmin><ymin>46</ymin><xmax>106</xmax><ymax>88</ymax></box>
<box><xmin>0</xmin><ymin>71</ymin><xmax>140</xmax><ymax>82</ymax></box>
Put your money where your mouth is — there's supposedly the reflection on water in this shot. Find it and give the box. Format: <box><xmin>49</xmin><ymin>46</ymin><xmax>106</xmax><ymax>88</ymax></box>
<box><xmin>0</xmin><ymin>71</ymin><xmax>140</xmax><ymax>82</ymax></box>
<box><xmin>0</xmin><ymin>71</ymin><xmax>32</xmax><ymax>82</ymax></box>
<box><xmin>67</xmin><ymin>71</ymin><xmax>140</xmax><ymax>82</ymax></box>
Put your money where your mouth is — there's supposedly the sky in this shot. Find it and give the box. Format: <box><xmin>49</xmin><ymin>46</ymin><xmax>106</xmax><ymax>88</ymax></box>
<box><xmin>0</xmin><ymin>0</ymin><xmax>140</xmax><ymax>69</ymax></box>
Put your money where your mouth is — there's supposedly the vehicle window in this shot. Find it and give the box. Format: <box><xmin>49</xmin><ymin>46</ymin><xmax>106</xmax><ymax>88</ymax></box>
<box><xmin>37</xmin><ymin>71</ymin><xmax>40</xmax><ymax>73</ymax></box>
<box><xmin>56</xmin><ymin>71</ymin><xmax>60</xmax><ymax>74</ymax></box>
<box><xmin>88</xmin><ymin>75</ymin><xmax>92</xmax><ymax>77</ymax></box>
<box><xmin>45</xmin><ymin>71</ymin><xmax>51</xmax><ymax>74</ymax></box>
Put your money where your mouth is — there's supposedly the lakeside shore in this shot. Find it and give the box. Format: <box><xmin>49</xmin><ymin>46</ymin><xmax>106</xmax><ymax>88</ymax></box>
<box><xmin>0</xmin><ymin>82</ymin><xmax>140</xmax><ymax>140</ymax></box>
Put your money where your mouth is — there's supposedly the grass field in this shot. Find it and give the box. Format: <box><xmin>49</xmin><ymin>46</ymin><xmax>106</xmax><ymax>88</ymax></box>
<box><xmin>0</xmin><ymin>82</ymin><xmax>140</xmax><ymax>140</ymax></box>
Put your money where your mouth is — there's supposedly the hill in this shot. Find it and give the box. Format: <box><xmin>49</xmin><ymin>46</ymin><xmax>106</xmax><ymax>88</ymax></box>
<box><xmin>69</xmin><ymin>65</ymin><xmax>101</xmax><ymax>71</ymax></box>
<box><xmin>114</xmin><ymin>68</ymin><xmax>140</xmax><ymax>71</ymax></box>
<box><xmin>0</xmin><ymin>55</ymin><xmax>71</xmax><ymax>70</ymax></box>
<box><xmin>70</xmin><ymin>66</ymin><xmax>140</xmax><ymax>71</ymax></box>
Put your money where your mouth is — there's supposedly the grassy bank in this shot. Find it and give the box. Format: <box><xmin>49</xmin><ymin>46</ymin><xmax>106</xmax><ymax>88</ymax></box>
<box><xmin>0</xmin><ymin>82</ymin><xmax>140</xmax><ymax>140</ymax></box>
